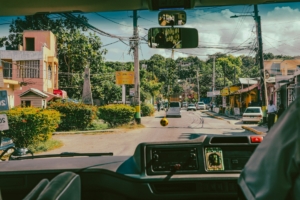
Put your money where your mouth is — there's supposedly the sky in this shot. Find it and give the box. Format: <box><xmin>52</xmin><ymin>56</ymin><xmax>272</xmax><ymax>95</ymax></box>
<box><xmin>1</xmin><ymin>2</ymin><xmax>300</xmax><ymax>62</ymax></box>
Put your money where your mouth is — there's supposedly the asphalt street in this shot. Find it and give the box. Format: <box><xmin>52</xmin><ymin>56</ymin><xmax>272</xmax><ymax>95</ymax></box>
<box><xmin>42</xmin><ymin>108</ymin><xmax>255</xmax><ymax>156</ymax></box>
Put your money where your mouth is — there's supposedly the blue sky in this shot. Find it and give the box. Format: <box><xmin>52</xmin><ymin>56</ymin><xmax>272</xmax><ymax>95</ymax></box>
<box><xmin>1</xmin><ymin>2</ymin><xmax>300</xmax><ymax>62</ymax></box>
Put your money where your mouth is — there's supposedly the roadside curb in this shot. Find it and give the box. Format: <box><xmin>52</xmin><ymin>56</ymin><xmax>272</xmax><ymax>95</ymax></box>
<box><xmin>53</xmin><ymin>129</ymin><xmax>115</xmax><ymax>135</ymax></box>
<box><xmin>241</xmin><ymin>126</ymin><xmax>265</xmax><ymax>135</ymax></box>
<box><xmin>202</xmin><ymin>111</ymin><xmax>224</xmax><ymax>120</ymax></box>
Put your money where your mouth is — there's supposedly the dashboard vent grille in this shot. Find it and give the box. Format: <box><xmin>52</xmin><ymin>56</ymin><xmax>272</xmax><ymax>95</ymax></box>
<box><xmin>151</xmin><ymin>182</ymin><xmax>196</xmax><ymax>193</ymax></box>
<box><xmin>210</xmin><ymin>137</ymin><xmax>249</xmax><ymax>144</ymax></box>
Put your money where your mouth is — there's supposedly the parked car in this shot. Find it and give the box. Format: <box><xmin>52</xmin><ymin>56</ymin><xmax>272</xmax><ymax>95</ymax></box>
<box><xmin>0</xmin><ymin>137</ymin><xmax>15</xmax><ymax>156</ymax></box>
<box><xmin>182</xmin><ymin>102</ymin><xmax>187</xmax><ymax>107</ymax></box>
<box><xmin>187</xmin><ymin>104</ymin><xmax>197</xmax><ymax>111</ymax></box>
<box><xmin>242</xmin><ymin>107</ymin><xmax>263</xmax><ymax>124</ymax></box>
<box><xmin>197</xmin><ymin>102</ymin><xmax>206</xmax><ymax>110</ymax></box>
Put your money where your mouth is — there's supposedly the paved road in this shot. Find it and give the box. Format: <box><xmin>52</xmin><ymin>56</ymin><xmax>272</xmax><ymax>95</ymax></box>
<box><xmin>43</xmin><ymin>109</ymin><xmax>255</xmax><ymax>156</ymax></box>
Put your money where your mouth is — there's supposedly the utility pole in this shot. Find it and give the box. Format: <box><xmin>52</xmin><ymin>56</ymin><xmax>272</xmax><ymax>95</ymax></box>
<box><xmin>234</xmin><ymin>66</ymin><xmax>236</xmax><ymax>85</ymax></box>
<box><xmin>254</xmin><ymin>5</ymin><xmax>267</xmax><ymax>122</ymax></box>
<box><xmin>223</xmin><ymin>65</ymin><xmax>226</xmax><ymax>87</ymax></box>
<box><xmin>212</xmin><ymin>56</ymin><xmax>216</xmax><ymax>102</ymax></box>
<box><xmin>133</xmin><ymin>10</ymin><xmax>141</xmax><ymax>124</ymax></box>
<box><xmin>197</xmin><ymin>68</ymin><xmax>200</xmax><ymax>102</ymax></box>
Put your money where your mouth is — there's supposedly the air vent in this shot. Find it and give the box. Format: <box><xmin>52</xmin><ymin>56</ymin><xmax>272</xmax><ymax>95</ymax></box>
<box><xmin>210</xmin><ymin>137</ymin><xmax>249</xmax><ymax>144</ymax></box>
<box><xmin>151</xmin><ymin>182</ymin><xmax>196</xmax><ymax>193</ymax></box>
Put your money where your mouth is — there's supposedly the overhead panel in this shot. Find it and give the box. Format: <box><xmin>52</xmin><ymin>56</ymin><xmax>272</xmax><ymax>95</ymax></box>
<box><xmin>0</xmin><ymin>0</ymin><xmax>299</xmax><ymax>16</ymax></box>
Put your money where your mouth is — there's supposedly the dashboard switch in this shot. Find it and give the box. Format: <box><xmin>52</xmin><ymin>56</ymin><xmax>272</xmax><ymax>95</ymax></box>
<box><xmin>153</xmin><ymin>154</ymin><xmax>159</xmax><ymax>161</ymax></box>
<box><xmin>190</xmin><ymin>153</ymin><xmax>196</xmax><ymax>159</ymax></box>
<box><xmin>173</xmin><ymin>164</ymin><xmax>181</xmax><ymax>170</ymax></box>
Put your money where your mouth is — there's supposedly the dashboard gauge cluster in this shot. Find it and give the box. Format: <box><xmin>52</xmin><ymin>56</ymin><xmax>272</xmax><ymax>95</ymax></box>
<box><xmin>146</xmin><ymin>145</ymin><xmax>200</xmax><ymax>175</ymax></box>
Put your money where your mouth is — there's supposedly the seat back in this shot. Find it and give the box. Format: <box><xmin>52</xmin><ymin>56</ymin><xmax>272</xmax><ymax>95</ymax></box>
<box><xmin>23</xmin><ymin>179</ymin><xmax>49</xmax><ymax>200</ymax></box>
<box><xmin>37</xmin><ymin>172</ymin><xmax>81</xmax><ymax>200</ymax></box>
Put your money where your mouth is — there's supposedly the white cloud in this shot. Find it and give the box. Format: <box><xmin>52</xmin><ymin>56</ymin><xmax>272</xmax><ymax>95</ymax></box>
<box><xmin>94</xmin><ymin>6</ymin><xmax>300</xmax><ymax>61</ymax></box>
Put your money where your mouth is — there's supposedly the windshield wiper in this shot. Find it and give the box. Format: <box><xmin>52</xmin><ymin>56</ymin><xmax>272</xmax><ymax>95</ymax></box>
<box><xmin>10</xmin><ymin>152</ymin><xmax>113</xmax><ymax>160</ymax></box>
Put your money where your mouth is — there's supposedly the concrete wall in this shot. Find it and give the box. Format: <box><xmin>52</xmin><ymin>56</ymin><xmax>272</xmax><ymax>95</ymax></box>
<box><xmin>23</xmin><ymin>30</ymin><xmax>56</xmax><ymax>54</ymax></box>
<box><xmin>0</xmin><ymin>82</ymin><xmax>21</xmax><ymax>108</ymax></box>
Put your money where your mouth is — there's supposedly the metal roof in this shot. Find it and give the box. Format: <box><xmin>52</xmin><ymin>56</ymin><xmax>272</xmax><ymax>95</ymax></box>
<box><xmin>239</xmin><ymin>78</ymin><xmax>258</xmax><ymax>85</ymax></box>
<box><xmin>19</xmin><ymin>88</ymin><xmax>49</xmax><ymax>98</ymax></box>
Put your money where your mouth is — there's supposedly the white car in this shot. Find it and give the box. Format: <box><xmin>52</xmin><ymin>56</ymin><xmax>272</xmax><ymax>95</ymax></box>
<box><xmin>166</xmin><ymin>102</ymin><xmax>181</xmax><ymax>118</ymax></box>
<box><xmin>242</xmin><ymin>107</ymin><xmax>263</xmax><ymax>124</ymax></box>
<box><xmin>197</xmin><ymin>102</ymin><xmax>206</xmax><ymax>110</ymax></box>
<box><xmin>187</xmin><ymin>104</ymin><xmax>197</xmax><ymax>111</ymax></box>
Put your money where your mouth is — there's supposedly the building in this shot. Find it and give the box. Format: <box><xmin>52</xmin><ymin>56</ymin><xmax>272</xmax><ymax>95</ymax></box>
<box><xmin>264</xmin><ymin>59</ymin><xmax>300</xmax><ymax>108</ymax></box>
<box><xmin>275</xmin><ymin>68</ymin><xmax>300</xmax><ymax>110</ymax></box>
<box><xmin>264</xmin><ymin>59</ymin><xmax>300</xmax><ymax>77</ymax></box>
<box><xmin>0</xmin><ymin>30</ymin><xmax>65</xmax><ymax>108</ymax></box>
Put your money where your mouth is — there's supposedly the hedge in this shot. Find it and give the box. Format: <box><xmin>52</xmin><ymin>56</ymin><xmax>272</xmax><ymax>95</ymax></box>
<box><xmin>98</xmin><ymin>104</ymin><xmax>135</xmax><ymax>127</ymax></box>
<box><xmin>48</xmin><ymin>101</ymin><xmax>98</xmax><ymax>131</ymax></box>
<box><xmin>141</xmin><ymin>103</ymin><xmax>155</xmax><ymax>116</ymax></box>
<box><xmin>1</xmin><ymin>107</ymin><xmax>61</xmax><ymax>148</ymax></box>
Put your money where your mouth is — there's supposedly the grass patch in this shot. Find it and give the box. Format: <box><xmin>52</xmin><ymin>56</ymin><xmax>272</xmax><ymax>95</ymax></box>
<box><xmin>116</xmin><ymin>123</ymin><xmax>145</xmax><ymax>129</ymax></box>
<box><xmin>81</xmin><ymin>120</ymin><xmax>109</xmax><ymax>131</ymax></box>
<box><xmin>28</xmin><ymin>139</ymin><xmax>63</xmax><ymax>154</ymax></box>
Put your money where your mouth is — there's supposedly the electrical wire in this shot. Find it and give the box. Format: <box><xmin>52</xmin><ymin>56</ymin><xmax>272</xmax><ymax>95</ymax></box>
<box><xmin>94</xmin><ymin>13</ymin><xmax>132</xmax><ymax>27</ymax></box>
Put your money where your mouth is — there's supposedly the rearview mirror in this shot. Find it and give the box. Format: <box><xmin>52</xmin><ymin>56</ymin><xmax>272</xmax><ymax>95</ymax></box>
<box><xmin>158</xmin><ymin>11</ymin><xmax>186</xmax><ymax>26</ymax></box>
<box><xmin>148</xmin><ymin>28</ymin><xmax>198</xmax><ymax>49</ymax></box>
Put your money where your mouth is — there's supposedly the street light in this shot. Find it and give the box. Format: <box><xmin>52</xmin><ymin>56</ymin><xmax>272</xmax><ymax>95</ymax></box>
<box><xmin>230</xmin><ymin>5</ymin><xmax>267</xmax><ymax>123</ymax></box>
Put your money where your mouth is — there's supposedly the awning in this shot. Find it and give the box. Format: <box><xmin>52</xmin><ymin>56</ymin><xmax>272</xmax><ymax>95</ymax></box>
<box><xmin>53</xmin><ymin>89</ymin><xmax>67</xmax><ymax>98</ymax></box>
<box><xmin>233</xmin><ymin>84</ymin><xmax>258</xmax><ymax>94</ymax></box>
<box><xmin>220</xmin><ymin>86</ymin><xmax>240</xmax><ymax>96</ymax></box>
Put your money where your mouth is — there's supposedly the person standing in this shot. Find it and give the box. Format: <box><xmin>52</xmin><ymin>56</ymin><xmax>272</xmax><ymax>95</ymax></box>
<box><xmin>277</xmin><ymin>103</ymin><xmax>285</xmax><ymax>119</ymax></box>
<box><xmin>267</xmin><ymin>100</ymin><xmax>277</xmax><ymax>132</ymax></box>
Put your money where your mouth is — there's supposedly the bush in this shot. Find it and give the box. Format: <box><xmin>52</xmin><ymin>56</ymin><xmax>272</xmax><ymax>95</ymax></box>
<box><xmin>1</xmin><ymin>107</ymin><xmax>61</xmax><ymax>148</ymax></box>
<box><xmin>98</xmin><ymin>104</ymin><xmax>135</xmax><ymax>127</ymax></box>
<box><xmin>48</xmin><ymin>101</ymin><xmax>98</xmax><ymax>131</ymax></box>
<box><xmin>141</xmin><ymin>103</ymin><xmax>155</xmax><ymax>116</ymax></box>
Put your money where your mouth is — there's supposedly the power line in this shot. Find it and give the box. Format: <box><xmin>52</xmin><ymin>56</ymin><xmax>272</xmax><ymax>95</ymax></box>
<box><xmin>102</xmin><ymin>40</ymin><xmax>120</xmax><ymax>47</ymax></box>
<box><xmin>94</xmin><ymin>13</ymin><xmax>132</xmax><ymax>27</ymax></box>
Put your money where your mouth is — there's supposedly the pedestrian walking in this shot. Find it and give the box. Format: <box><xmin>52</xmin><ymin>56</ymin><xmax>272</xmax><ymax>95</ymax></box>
<box><xmin>277</xmin><ymin>103</ymin><xmax>285</xmax><ymax>119</ymax></box>
<box><xmin>157</xmin><ymin>101</ymin><xmax>161</xmax><ymax>111</ymax></box>
<box><xmin>267</xmin><ymin>100</ymin><xmax>277</xmax><ymax>132</ymax></box>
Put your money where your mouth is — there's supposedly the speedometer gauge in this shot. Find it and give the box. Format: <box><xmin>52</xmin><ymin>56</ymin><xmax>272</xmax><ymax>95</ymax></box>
<box><xmin>205</xmin><ymin>147</ymin><xmax>224</xmax><ymax>171</ymax></box>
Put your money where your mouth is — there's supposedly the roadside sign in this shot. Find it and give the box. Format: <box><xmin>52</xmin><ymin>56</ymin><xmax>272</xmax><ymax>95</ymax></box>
<box><xmin>129</xmin><ymin>88</ymin><xmax>135</xmax><ymax>96</ymax></box>
<box><xmin>234</xmin><ymin>107</ymin><xmax>240</xmax><ymax>115</ymax></box>
<box><xmin>207</xmin><ymin>90</ymin><xmax>220</xmax><ymax>97</ymax></box>
<box><xmin>116</xmin><ymin>71</ymin><xmax>135</xmax><ymax>85</ymax></box>
<box><xmin>0</xmin><ymin>90</ymin><xmax>9</xmax><ymax>111</ymax></box>
<box><xmin>0</xmin><ymin>114</ymin><xmax>9</xmax><ymax>130</ymax></box>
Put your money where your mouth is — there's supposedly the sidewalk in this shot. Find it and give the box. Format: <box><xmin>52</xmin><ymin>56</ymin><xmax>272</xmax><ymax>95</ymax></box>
<box><xmin>202</xmin><ymin>111</ymin><xmax>267</xmax><ymax>135</ymax></box>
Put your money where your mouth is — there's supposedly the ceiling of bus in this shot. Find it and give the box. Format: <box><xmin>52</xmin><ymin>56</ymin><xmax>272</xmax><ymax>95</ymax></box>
<box><xmin>0</xmin><ymin>0</ymin><xmax>299</xmax><ymax>16</ymax></box>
